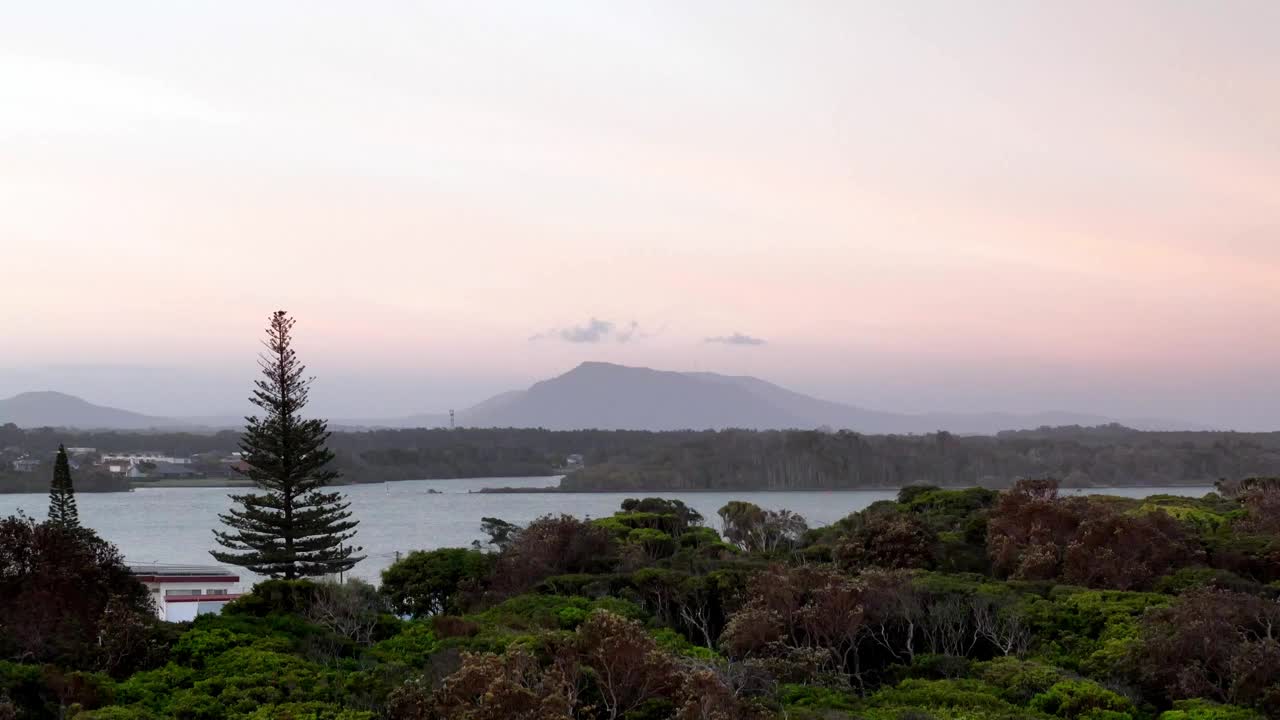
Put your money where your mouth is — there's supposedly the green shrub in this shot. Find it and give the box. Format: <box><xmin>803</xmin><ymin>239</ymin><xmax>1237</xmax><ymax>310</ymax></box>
<box><xmin>369</xmin><ymin>623</ymin><xmax>438</xmax><ymax>667</ymax></box>
<box><xmin>74</xmin><ymin>707</ymin><xmax>160</xmax><ymax>719</ymax></box>
<box><xmin>1155</xmin><ymin>568</ymin><xmax>1267</xmax><ymax>597</ymax></box>
<box><xmin>777</xmin><ymin>683</ymin><xmax>859</xmax><ymax>711</ymax></box>
<box><xmin>223</xmin><ymin>580</ymin><xmax>320</xmax><ymax>617</ymax></box>
<box><xmin>556</xmin><ymin>606</ymin><xmax>589</xmax><ymax>629</ymax></box>
<box><xmin>237</xmin><ymin>701</ymin><xmax>375</xmax><ymax>719</ymax></box>
<box><xmin>1029</xmin><ymin>680</ymin><xmax>1132</xmax><ymax>719</ymax></box>
<box><xmin>975</xmin><ymin>657</ymin><xmax>1067</xmax><ymax>703</ymax></box>
<box><xmin>868</xmin><ymin>679</ymin><xmax>1012</xmax><ymax>711</ymax></box>
<box><xmin>379</xmin><ymin>548</ymin><xmax>492</xmax><ymax>618</ymax></box>
<box><xmin>171</xmin><ymin>628</ymin><xmax>254</xmax><ymax>668</ymax></box>
<box><xmin>1158</xmin><ymin>699</ymin><xmax>1264</xmax><ymax>720</ymax></box>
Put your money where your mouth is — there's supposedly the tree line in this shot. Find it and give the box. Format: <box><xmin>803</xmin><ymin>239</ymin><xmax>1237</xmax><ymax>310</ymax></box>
<box><xmin>4</xmin><ymin>423</ymin><xmax>1279</xmax><ymax>491</ymax></box>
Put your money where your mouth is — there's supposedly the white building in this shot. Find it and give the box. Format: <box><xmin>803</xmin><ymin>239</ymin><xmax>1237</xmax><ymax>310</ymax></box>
<box><xmin>102</xmin><ymin>453</ymin><xmax>192</xmax><ymax>465</ymax></box>
<box><xmin>129</xmin><ymin>564</ymin><xmax>243</xmax><ymax>622</ymax></box>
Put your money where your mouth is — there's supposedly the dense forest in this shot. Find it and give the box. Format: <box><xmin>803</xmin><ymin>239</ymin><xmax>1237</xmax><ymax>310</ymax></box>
<box><xmin>559</xmin><ymin>426</ymin><xmax>1280</xmax><ymax>490</ymax></box>
<box><xmin>4</xmin><ymin>424</ymin><xmax>1279</xmax><ymax>491</ymax></box>
<box><xmin>7</xmin><ymin>478</ymin><xmax>1280</xmax><ymax>718</ymax></box>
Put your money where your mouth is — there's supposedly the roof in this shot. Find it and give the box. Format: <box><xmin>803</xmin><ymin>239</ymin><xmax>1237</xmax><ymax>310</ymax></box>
<box><xmin>128</xmin><ymin>563</ymin><xmax>239</xmax><ymax>582</ymax></box>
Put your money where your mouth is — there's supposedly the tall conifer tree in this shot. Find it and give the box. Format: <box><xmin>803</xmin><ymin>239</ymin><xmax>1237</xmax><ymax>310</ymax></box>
<box><xmin>48</xmin><ymin>444</ymin><xmax>80</xmax><ymax>528</ymax></box>
<box><xmin>212</xmin><ymin>310</ymin><xmax>363</xmax><ymax>579</ymax></box>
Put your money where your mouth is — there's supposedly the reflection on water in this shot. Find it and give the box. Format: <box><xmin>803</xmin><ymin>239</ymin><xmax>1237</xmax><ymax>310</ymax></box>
<box><xmin>0</xmin><ymin>478</ymin><xmax>1213</xmax><ymax>586</ymax></box>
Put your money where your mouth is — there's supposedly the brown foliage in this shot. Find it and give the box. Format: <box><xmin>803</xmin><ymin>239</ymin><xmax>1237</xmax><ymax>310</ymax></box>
<box><xmin>431</xmin><ymin>649</ymin><xmax>579</xmax><ymax>720</ymax></box>
<box><xmin>1061</xmin><ymin>510</ymin><xmax>1202</xmax><ymax>590</ymax></box>
<box><xmin>386</xmin><ymin>676</ymin><xmax>433</xmax><ymax>720</ymax></box>
<box><xmin>675</xmin><ymin>668</ymin><xmax>772</xmax><ymax>720</ymax></box>
<box><xmin>1133</xmin><ymin>588</ymin><xmax>1280</xmax><ymax>710</ymax></box>
<box><xmin>0</xmin><ymin>516</ymin><xmax>155</xmax><ymax>673</ymax></box>
<box><xmin>577</xmin><ymin>610</ymin><xmax>678</xmax><ymax>719</ymax></box>
<box><xmin>431</xmin><ymin>615</ymin><xmax>480</xmax><ymax>639</ymax></box>
<box><xmin>987</xmin><ymin>478</ymin><xmax>1088</xmax><ymax>581</ymax></box>
<box><xmin>987</xmin><ymin>478</ymin><xmax>1199</xmax><ymax>589</ymax></box>
<box><xmin>1238</xmin><ymin>480</ymin><xmax>1280</xmax><ymax>534</ymax></box>
<box><xmin>835</xmin><ymin>513</ymin><xmax>936</xmax><ymax>572</ymax></box>
<box><xmin>487</xmin><ymin>515</ymin><xmax>615</xmax><ymax>597</ymax></box>
<box><xmin>720</xmin><ymin>565</ymin><xmax>864</xmax><ymax>675</ymax></box>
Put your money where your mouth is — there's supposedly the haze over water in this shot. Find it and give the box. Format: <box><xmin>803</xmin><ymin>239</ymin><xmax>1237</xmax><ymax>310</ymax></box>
<box><xmin>0</xmin><ymin>479</ymin><xmax>1213</xmax><ymax>585</ymax></box>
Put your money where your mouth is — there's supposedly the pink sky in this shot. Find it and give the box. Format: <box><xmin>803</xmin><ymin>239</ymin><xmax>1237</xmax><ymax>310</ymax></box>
<box><xmin>1</xmin><ymin>2</ymin><xmax>1277</xmax><ymax>427</ymax></box>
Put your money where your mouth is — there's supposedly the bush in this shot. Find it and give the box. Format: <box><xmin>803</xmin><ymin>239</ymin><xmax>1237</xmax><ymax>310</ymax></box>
<box><xmin>223</xmin><ymin>579</ymin><xmax>320</xmax><ymax>617</ymax></box>
<box><xmin>1029</xmin><ymin>680</ymin><xmax>1133</xmax><ymax>719</ymax></box>
<box><xmin>867</xmin><ymin>679</ymin><xmax>1016</xmax><ymax>712</ymax></box>
<box><xmin>975</xmin><ymin>657</ymin><xmax>1067</xmax><ymax>703</ymax></box>
<box><xmin>777</xmin><ymin>683</ymin><xmax>859</xmax><ymax>711</ymax></box>
<box><xmin>1158</xmin><ymin>699</ymin><xmax>1264</xmax><ymax>720</ymax></box>
<box><xmin>380</xmin><ymin>548</ymin><xmax>492</xmax><ymax>618</ymax></box>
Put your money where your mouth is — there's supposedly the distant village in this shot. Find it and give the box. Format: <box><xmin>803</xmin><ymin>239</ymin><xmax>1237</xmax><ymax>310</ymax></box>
<box><xmin>2</xmin><ymin>446</ymin><xmax>250</xmax><ymax>482</ymax></box>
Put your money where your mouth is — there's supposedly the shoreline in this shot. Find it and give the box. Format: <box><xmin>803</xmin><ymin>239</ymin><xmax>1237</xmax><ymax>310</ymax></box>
<box><xmin>472</xmin><ymin>483</ymin><xmax>1218</xmax><ymax>494</ymax></box>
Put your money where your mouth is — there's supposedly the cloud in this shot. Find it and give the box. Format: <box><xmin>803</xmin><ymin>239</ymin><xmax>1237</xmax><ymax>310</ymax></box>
<box><xmin>531</xmin><ymin>318</ymin><xmax>643</xmax><ymax>343</ymax></box>
<box><xmin>615</xmin><ymin>321</ymin><xmax>641</xmax><ymax>343</ymax></box>
<box><xmin>705</xmin><ymin>332</ymin><xmax>767</xmax><ymax>346</ymax></box>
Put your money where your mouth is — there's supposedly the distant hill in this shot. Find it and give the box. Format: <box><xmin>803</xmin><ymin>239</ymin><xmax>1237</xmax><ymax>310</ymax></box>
<box><xmin>451</xmin><ymin>362</ymin><xmax>1200</xmax><ymax>434</ymax></box>
<box><xmin>0</xmin><ymin>364</ymin><xmax>1204</xmax><ymax>434</ymax></box>
<box><xmin>0</xmin><ymin>391</ymin><xmax>177</xmax><ymax>430</ymax></box>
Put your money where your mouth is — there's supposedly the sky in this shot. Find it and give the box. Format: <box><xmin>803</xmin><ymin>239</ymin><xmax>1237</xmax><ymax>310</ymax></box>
<box><xmin>1</xmin><ymin>2</ymin><xmax>1278</xmax><ymax>428</ymax></box>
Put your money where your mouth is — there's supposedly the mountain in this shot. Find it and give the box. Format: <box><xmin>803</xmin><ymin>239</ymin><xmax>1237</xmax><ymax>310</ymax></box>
<box><xmin>0</xmin><ymin>365</ymin><xmax>1204</xmax><ymax>434</ymax></box>
<box><xmin>453</xmin><ymin>362</ymin><xmax>1200</xmax><ymax>434</ymax></box>
<box><xmin>0</xmin><ymin>391</ymin><xmax>177</xmax><ymax>430</ymax></box>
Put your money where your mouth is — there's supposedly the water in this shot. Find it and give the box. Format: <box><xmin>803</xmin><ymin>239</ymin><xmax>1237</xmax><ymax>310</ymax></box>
<box><xmin>0</xmin><ymin>479</ymin><xmax>1215</xmax><ymax>586</ymax></box>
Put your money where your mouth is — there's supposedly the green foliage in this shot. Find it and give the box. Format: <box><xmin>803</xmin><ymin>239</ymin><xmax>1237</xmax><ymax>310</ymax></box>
<box><xmin>222</xmin><ymin>579</ymin><xmax>320</xmax><ymax>617</ymax></box>
<box><xmin>171</xmin><ymin>628</ymin><xmax>254</xmax><ymax>668</ymax></box>
<box><xmin>1155</xmin><ymin>568</ymin><xmax>1267</xmax><ymax>596</ymax></box>
<box><xmin>75</xmin><ymin>708</ymin><xmax>159</xmax><ymax>720</ymax></box>
<box><xmin>1029</xmin><ymin>680</ymin><xmax>1133</xmax><ymax>719</ymax></box>
<box><xmin>974</xmin><ymin>658</ymin><xmax>1068</xmax><ymax>704</ymax></box>
<box><xmin>26</xmin><ymin>486</ymin><xmax>1280</xmax><ymax>720</ymax></box>
<box><xmin>866</xmin><ymin>678</ymin><xmax>1035</xmax><ymax>719</ymax></box>
<box><xmin>778</xmin><ymin>683</ymin><xmax>859</xmax><ymax>710</ymax></box>
<box><xmin>235</xmin><ymin>702</ymin><xmax>374</xmax><ymax>720</ymax></box>
<box><xmin>379</xmin><ymin>548</ymin><xmax>491</xmax><ymax>617</ymax></box>
<box><xmin>627</xmin><ymin>527</ymin><xmax>676</xmax><ymax>559</ymax></box>
<box><xmin>48</xmin><ymin>444</ymin><xmax>80</xmax><ymax>528</ymax></box>
<box><xmin>649</xmin><ymin>628</ymin><xmax>719</xmax><ymax>660</ymax></box>
<box><xmin>1158</xmin><ymin>699</ymin><xmax>1264</xmax><ymax>720</ymax></box>
<box><xmin>212</xmin><ymin>311</ymin><xmax>363</xmax><ymax>579</ymax></box>
<box><xmin>368</xmin><ymin>622</ymin><xmax>438</xmax><ymax>667</ymax></box>
<box><xmin>1021</xmin><ymin>589</ymin><xmax>1168</xmax><ymax>673</ymax></box>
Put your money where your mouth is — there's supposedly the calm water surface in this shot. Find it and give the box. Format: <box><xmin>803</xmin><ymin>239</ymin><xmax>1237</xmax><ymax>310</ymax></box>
<box><xmin>0</xmin><ymin>479</ymin><xmax>1214</xmax><ymax>586</ymax></box>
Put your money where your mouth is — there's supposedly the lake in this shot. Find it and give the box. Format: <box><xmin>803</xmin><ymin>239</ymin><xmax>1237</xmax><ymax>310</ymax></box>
<box><xmin>0</xmin><ymin>478</ymin><xmax>1216</xmax><ymax>586</ymax></box>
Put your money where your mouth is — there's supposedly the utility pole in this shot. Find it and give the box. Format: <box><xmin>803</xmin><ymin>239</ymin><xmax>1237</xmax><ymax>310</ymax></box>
<box><xmin>449</xmin><ymin>409</ymin><xmax>455</xmax><ymax>429</ymax></box>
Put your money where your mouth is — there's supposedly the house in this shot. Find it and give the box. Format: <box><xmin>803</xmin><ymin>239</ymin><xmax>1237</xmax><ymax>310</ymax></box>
<box><xmin>11</xmin><ymin>457</ymin><xmax>41</xmax><ymax>473</ymax></box>
<box><xmin>101</xmin><ymin>453</ymin><xmax>192</xmax><ymax>466</ymax></box>
<box><xmin>128</xmin><ymin>564</ymin><xmax>243</xmax><ymax>622</ymax></box>
<box><xmin>127</xmin><ymin>461</ymin><xmax>201</xmax><ymax>480</ymax></box>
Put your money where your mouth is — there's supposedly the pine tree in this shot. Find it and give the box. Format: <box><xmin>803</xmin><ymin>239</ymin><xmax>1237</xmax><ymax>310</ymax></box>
<box><xmin>48</xmin><ymin>444</ymin><xmax>80</xmax><ymax>529</ymax></box>
<box><xmin>212</xmin><ymin>310</ymin><xmax>363</xmax><ymax>579</ymax></box>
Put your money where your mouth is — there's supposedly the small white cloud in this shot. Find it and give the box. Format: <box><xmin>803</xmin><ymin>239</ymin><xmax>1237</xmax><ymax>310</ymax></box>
<box><xmin>705</xmin><ymin>332</ymin><xmax>767</xmax><ymax>346</ymax></box>
<box><xmin>531</xmin><ymin>318</ymin><xmax>644</xmax><ymax>344</ymax></box>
